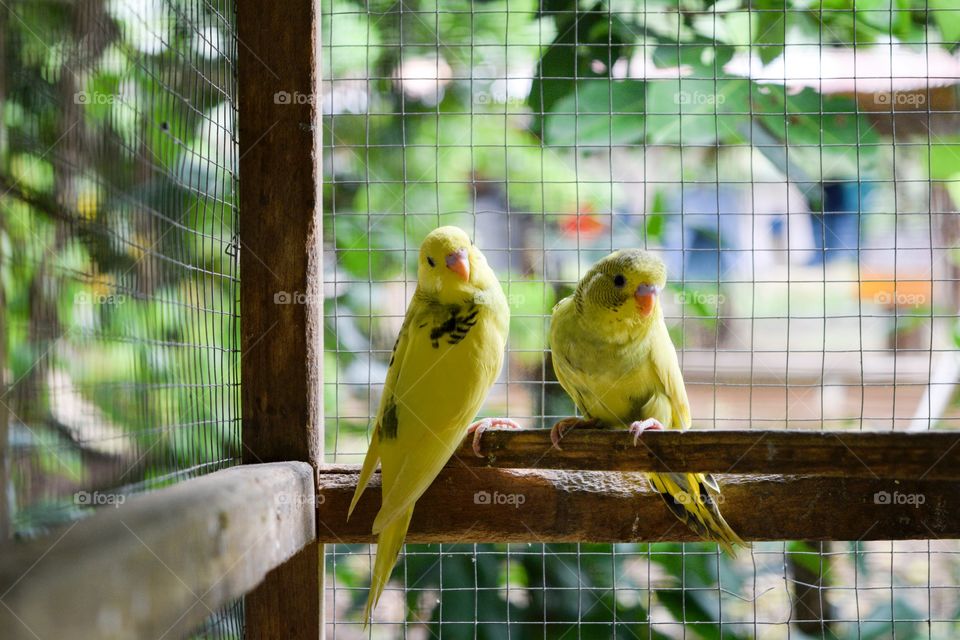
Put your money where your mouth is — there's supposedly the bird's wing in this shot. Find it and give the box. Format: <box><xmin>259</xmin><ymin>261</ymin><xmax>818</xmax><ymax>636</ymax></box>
<box><xmin>650</xmin><ymin>320</ymin><xmax>691</xmax><ymax>430</ymax></box>
<box><xmin>348</xmin><ymin>312</ymin><xmax>415</xmax><ymax>517</ymax></box>
<box><xmin>372</xmin><ymin>299</ymin><xmax>506</xmax><ymax>533</ymax></box>
<box><xmin>548</xmin><ymin>297</ymin><xmax>591</xmax><ymax>413</ymax></box>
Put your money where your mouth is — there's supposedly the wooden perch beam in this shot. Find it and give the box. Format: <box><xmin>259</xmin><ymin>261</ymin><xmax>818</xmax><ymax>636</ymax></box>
<box><xmin>0</xmin><ymin>463</ymin><xmax>315</xmax><ymax>640</ymax></box>
<box><xmin>318</xmin><ymin>465</ymin><xmax>960</xmax><ymax>543</ymax></box>
<box><xmin>454</xmin><ymin>429</ymin><xmax>960</xmax><ymax>480</ymax></box>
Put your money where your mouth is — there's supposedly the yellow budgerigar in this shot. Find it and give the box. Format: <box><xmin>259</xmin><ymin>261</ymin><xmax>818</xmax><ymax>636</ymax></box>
<box><xmin>548</xmin><ymin>249</ymin><xmax>745</xmax><ymax>554</ymax></box>
<box><xmin>349</xmin><ymin>226</ymin><xmax>516</xmax><ymax>623</ymax></box>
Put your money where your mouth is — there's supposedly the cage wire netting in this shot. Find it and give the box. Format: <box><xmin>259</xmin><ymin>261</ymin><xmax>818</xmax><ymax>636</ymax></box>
<box><xmin>1</xmin><ymin>0</ymin><xmax>242</xmax><ymax>637</ymax></box>
<box><xmin>323</xmin><ymin>1</ymin><xmax>960</xmax><ymax>638</ymax></box>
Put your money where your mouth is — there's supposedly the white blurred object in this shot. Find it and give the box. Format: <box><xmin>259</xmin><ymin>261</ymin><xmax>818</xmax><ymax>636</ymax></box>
<box><xmin>910</xmin><ymin>351</ymin><xmax>960</xmax><ymax>431</ymax></box>
<box><xmin>616</xmin><ymin>43</ymin><xmax>960</xmax><ymax>93</ymax></box>
<box><xmin>47</xmin><ymin>368</ymin><xmax>132</xmax><ymax>458</ymax></box>
<box><xmin>724</xmin><ymin>43</ymin><xmax>960</xmax><ymax>94</ymax></box>
<box><xmin>393</xmin><ymin>56</ymin><xmax>452</xmax><ymax>106</ymax></box>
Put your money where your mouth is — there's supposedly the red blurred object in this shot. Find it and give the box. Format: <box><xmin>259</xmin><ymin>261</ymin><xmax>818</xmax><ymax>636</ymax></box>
<box><xmin>559</xmin><ymin>205</ymin><xmax>606</xmax><ymax>238</ymax></box>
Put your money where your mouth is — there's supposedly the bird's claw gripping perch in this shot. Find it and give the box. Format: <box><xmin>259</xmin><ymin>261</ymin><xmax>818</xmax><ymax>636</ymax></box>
<box><xmin>629</xmin><ymin>419</ymin><xmax>664</xmax><ymax>446</ymax></box>
<box><xmin>467</xmin><ymin>418</ymin><xmax>521</xmax><ymax>457</ymax></box>
<box><xmin>549</xmin><ymin>417</ymin><xmax>599</xmax><ymax>450</ymax></box>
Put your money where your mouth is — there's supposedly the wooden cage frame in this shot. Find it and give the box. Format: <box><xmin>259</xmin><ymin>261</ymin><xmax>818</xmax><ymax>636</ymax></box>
<box><xmin>2</xmin><ymin>3</ymin><xmax>960</xmax><ymax>639</ymax></box>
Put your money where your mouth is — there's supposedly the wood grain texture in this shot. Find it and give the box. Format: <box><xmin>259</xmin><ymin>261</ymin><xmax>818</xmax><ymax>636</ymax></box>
<box><xmin>246</xmin><ymin>543</ymin><xmax>322</xmax><ymax>640</ymax></box>
<box><xmin>238</xmin><ymin>0</ymin><xmax>323</xmax><ymax>465</ymax></box>
<box><xmin>318</xmin><ymin>465</ymin><xmax>960</xmax><ymax>543</ymax></box>
<box><xmin>454</xmin><ymin>428</ymin><xmax>960</xmax><ymax>480</ymax></box>
<box><xmin>237</xmin><ymin>0</ymin><xmax>324</xmax><ymax>637</ymax></box>
<box><xmin>0</xmin><ymin>463</ymin><xmax>315</xmax><ymax>640</ymax></box>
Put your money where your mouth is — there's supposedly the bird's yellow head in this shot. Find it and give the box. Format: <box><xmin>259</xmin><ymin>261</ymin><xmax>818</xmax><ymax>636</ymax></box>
<box><xmin>417</xmin><ymin>226</ymin><xmax>488</xmax><ymax>302</ymax></box>
<box><xmin>575</xmin><ymin>249</ymin><xmax>667</xmax><ymax>329</ymax></box>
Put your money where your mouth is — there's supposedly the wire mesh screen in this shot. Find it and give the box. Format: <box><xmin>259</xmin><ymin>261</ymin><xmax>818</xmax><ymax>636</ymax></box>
<box><xmin>2</xmin><ymin>0</ymin><xmax>242</xmax><ymax>637</ymax></box>
<box><xmin>323</xmin><ymin>0</ymin><xmax>960</xmax><ymax>638</ymax></box>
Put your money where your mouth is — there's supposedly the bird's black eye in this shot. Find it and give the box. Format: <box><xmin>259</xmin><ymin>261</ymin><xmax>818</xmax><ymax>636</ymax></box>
<box><xmin>613</xmin><ymin>274</ymin><xmax>626</xmax><ymax>288</ymax></box>
<box><xmin>427</xmin><ymin>257</ymin><xmax>435</xmax><ymax>267</ymax></box>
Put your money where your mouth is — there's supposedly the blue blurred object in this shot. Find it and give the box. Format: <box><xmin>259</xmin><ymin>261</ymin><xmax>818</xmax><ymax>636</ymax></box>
<box><xmin>809</xmin><ymin>181</ymin><xmax>869</xmax><ymax>264</ymax></box>
<box><xmin>663</xmin><ymin>185</ymin><xmax>745</xmax><ymax>282</ymax></box>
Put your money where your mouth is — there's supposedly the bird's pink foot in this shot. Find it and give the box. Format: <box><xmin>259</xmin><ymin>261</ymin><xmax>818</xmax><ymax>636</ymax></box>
<box><xmin>549</xmin><ymin>417</ymin><xmax>599</xmax><ymax>450</ymax></box>
<box><xmin>629</xmin><ymin>419</ymin><xmax>664</xmax><ymax>446</ymax></box>
<box><xmin>467</xmin><ymin>418</ymin><xmax>521</xmax><ymax>457</ymax></box>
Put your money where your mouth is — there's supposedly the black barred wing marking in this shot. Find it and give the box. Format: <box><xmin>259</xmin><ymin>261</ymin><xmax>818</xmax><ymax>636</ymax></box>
<box><xmin>430</xmin><ymin>304</ymin><xmax>479</xmax><ymax>348</ymax></box>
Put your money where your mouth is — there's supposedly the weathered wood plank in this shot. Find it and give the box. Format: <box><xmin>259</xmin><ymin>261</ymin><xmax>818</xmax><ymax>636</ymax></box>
<box><xmin>318</xmin><ymin>466</ymin><xmax>960</xmax><ymax>543</ymax></box>
<box><xmin>454</xmin><ymin>429</ymin><xmax>960</xmax><ymax>480</ymax></box>
<box><xmin>0</xmin><ymin>463</ymin><xmax>316</xmax><ymax>640</ymax></box>
<box><xmin>237</xmin><ymin>0</ymin><xmax>324</xmax><ymax>637</ymax></box>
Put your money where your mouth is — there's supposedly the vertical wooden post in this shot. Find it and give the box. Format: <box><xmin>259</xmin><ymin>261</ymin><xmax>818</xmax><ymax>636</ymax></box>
<box><xmin>237</xmin><ymin>0</ymin><xmax>324</xmax><ymax>638</ymax></box>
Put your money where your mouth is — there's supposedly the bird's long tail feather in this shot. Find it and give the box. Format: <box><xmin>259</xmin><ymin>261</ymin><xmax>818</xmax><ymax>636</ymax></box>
<box><xmin>348</xmin><ymin>432</ymin><xmax>380</xmax><ymax>519</ymax></box>
<box><xmin>647</xmin><ymin>471</ymin><xmax>746</xmax><ymax>556</ymax></box>
<box><xmin>363</xmin><ymin>506</ymin><xmax>414</xmax><ymax>626</ymax></box>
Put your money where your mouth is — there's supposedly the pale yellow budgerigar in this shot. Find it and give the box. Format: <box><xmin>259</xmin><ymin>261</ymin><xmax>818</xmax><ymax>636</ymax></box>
<box><xmin>349</xmin><ymin>226</ymin><xmax>516</xmax><ymax>623</ymax></box>
<box><xmin>548</xmin><ymin>249</ymin><xmax>745</xmax><ymax>554</ymax></box>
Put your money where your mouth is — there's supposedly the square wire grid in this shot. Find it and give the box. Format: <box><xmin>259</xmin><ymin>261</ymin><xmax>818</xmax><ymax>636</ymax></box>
<box><xmin>322</xmin><ymin>1</ymin><xmax>960</xmax><ymax>638</ymax></box>
<box><xmin>2</xmin><ymin>1</ymin><xmax>244</xmax><ymax>637</ymax></box>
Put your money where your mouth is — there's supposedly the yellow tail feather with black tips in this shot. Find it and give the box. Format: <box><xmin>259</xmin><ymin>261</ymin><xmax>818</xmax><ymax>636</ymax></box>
<box><xmin>647</xmin><ymin>471</ymin><xmax>747</xmax><ymax>556</ymax></box>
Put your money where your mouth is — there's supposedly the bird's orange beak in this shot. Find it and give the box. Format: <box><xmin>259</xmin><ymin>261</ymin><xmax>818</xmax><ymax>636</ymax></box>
<box><xmin>635</xmin><ymin>284</ymin><xmax>659</xmax><ymax>317</ymax></box>
<box><xmin>445</xmin><ymin>248</ymin><xmax>470</xmax><ymax>282</ymax></box>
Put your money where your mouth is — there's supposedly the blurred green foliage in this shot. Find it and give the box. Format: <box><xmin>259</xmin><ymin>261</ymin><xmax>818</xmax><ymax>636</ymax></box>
<box><xmin>3</xmin><ymin>0</ymin><xmax>245</xmax><ymax>635</ymax></box>
<box><xmin>3</xmin><ymin>0</ymin><xmax>240</xmax><ymax>532</ymax></box>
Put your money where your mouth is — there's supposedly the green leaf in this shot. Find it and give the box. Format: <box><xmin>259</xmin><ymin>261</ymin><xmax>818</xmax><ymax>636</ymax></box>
<box><xmin>652</xmin><ymin>40</ymin><xmax>736</xmax><ymax>78</ymax></box>
<box><xmin>529</xmin><ymin>2</ymin><xmax>634</xmax><ymax>133</ymax></box>
<box><xmin>752</xmin><ymin>85</ymin><xmax>879</xmax><ymax>181</ymax></box>
<box><xmin>645</xmin><ymin>78</ymin><xmax>752</xmax><ymax>145</ymax></box>
<box><xmin>544</xmin><ymin>80</ymin><xmax>646</xmax><ymax>146</ymax></box>
<box><xmin>931</xmin><ymin>0</ymin><xmax>960</xmax><ymax>44</ymax></box>
<box><xmin>786</xmin><ymin>541</ymin><xmax>826</xmax><ymax>576</ymax></box>
<box><xmin>854</xmin><ymin>0</ymin><xmax>895</xmax><ymax>32</ymax></box>
<box><xmin>645</xmin><ymin>211</ymin><xmax>667</xmax><ymax>240</ymax></box>
<box><xmin>929</xmin><ymin>137</ymin><xmax>960</xmax><ymax>181</ymax></box>
<box><xmin>755</xmin><ymin>86</ymin><xmax>874</xmax><ymax>147</ymax></box>
<box><xmin>752</xmin><ymin>0</ymin><xmax>786</xmax><ymax>64</ymax></box>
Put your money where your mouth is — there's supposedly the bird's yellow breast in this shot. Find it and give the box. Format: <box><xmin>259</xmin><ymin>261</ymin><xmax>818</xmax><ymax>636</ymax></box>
<box><xmin>550</xmin><ymin>296</ymin><xmax>663</xmax><ymax>426</ymax></box>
